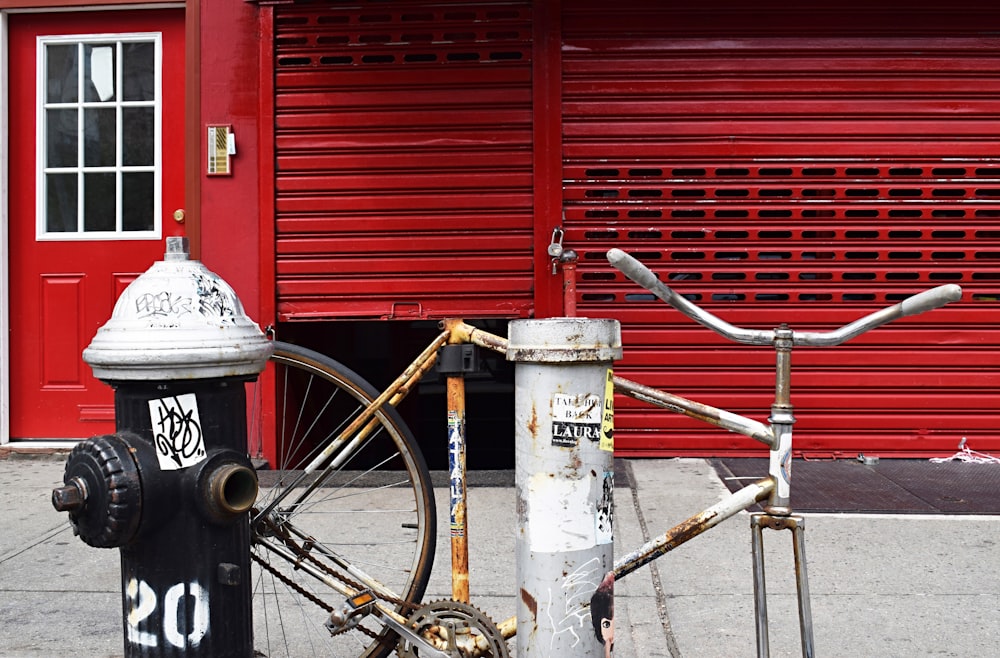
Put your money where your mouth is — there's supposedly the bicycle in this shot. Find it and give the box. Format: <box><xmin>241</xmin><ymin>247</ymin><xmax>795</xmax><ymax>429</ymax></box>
<box><xmin>246</xmin><ymin>248</ymin><xmax>961</xmax><ymax>658</ymax></box>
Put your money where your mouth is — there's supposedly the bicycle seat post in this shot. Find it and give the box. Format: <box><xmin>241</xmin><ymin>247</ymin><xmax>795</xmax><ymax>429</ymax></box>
<box><xmin>766</xmin><ymin>324</ymin><xmax>795</xmax><ymax>516</ymax></box>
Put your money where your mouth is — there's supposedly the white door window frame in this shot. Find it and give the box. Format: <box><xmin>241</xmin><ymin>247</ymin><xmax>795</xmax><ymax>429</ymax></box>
<box><xmin>36</xmin><ymin>31</ymin><xmax>163</xmax><ymax>241</ymax></box>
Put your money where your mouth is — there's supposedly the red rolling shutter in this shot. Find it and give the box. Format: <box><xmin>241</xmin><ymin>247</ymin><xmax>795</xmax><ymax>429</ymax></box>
<box><xmin>563</xmin><ymin>2</ymin><xmax>1000</xmax><ymax>456</ymax></box>
<box><xmin>272</xmin><ymin>1</ymin><xmax>534</xmax><ymax>320</ymax></box>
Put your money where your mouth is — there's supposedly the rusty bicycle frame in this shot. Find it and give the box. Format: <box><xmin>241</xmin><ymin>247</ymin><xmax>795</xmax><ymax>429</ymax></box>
<box><xmin>253</xmin><ymin>248</ymin><xmax>962</xmax><ymax>658</ymax></box>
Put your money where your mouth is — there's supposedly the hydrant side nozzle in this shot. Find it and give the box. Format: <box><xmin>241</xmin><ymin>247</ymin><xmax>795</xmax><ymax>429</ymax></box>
<box><xmin>210</xmin><ymin>462</ymin><xmax>259</xmax><ymax>516</ymax></box>
<box><xmin>196</xmin><ymin>458</ymin><xmax>259</xmax><ymax>522</ymax></box>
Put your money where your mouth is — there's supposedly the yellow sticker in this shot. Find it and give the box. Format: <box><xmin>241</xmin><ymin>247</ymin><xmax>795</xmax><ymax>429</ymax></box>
<box><xmin>600</xmin><ymin>368</ymin><xmax>614</xmax><ymax>452</ymax></box>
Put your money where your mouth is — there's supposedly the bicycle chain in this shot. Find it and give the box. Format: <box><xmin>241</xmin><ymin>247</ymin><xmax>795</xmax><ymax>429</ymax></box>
<box><xmin>252</xmin><ymin>512</ymin><xmax>420</xmax><ymax>641</ymax></box>
<box><xmin>249</xmin><ymin>551</ymin><xmax>333</xmax><ymax>613</ymax></box>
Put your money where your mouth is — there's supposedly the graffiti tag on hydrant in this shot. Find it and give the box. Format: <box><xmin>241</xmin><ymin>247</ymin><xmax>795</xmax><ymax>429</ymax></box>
<box><xmin>148</xmin><ymin>393</ymin><xmax>207</xmax><ymax>470</ymax></box>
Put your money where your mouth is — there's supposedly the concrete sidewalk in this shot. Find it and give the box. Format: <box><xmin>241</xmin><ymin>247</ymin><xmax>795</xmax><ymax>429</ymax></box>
<box><xmin>1</xmin><ymin>453</ymin><xmax>998</xmax><ymax>656</ymax></box>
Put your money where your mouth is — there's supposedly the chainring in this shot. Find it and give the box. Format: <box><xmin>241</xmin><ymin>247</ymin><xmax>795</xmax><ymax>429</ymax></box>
<box><xmin>396</xmin><ymin>600</ymin><xmax>510</xmax><ymax>658</ymax></box>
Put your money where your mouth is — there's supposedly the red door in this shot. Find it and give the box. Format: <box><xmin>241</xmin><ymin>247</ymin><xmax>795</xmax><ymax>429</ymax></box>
<box><xmin>7</xmin><ymin>9</ymin><xmax>185</xmax><ymax>439</ymax></box>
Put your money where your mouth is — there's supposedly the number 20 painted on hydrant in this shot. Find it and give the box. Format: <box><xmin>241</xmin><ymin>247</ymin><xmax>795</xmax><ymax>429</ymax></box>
<box><xmin>126</xmin><ymin>578</ymin><xmax>210</xmax><ymax>650</ymax></box>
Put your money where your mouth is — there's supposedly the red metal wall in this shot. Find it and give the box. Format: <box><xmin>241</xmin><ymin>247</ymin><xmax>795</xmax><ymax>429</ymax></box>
<box><xmin>563</xmin><ymin>1</ymin><xmax>1000</xmax><ymax>456</ymax></box>
<box><xmin>271</xmin><ymin>1</ymin><xmax>535</xmax><ymax>320</ymax></box>
<box><xmin>258</xmin><ymin>0</ymin><xmax>1000</xmax><ymax>457</ymax></box>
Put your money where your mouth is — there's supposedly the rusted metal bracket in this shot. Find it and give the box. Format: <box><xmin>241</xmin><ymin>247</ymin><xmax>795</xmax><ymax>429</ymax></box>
<box><xmin>436</xmin><ymin>344</ymin><xmax>481</xmax><ymax>376</ymax></box>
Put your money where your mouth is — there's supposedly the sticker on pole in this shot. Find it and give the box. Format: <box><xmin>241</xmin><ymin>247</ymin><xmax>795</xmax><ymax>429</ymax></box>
<box><xmin>448</xmin><ymin>410</ymin><xmax>466</xmax><ymax>538</ymax></box>
<box><xmin>600</xmin><ymin>369</ymin><xmax>614</xmax><ymax>453</ymax></box>
<box><xmin>596</xmin><ymin>470</ymin><xmax>614</xmax><ymax>544</ymax></box>
<box><xmin>551</xmin><ymin>393</ymin><xmax>602</xmax><ymax>447</ymax></box>
<box><xmin>148</xmin><ymin>393</ymin><xmax>207</xmax><ymax>470</ymax></box>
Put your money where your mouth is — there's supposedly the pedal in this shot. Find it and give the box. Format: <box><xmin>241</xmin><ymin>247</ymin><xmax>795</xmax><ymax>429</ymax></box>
<box><xmin>325</xmin><ymin>590</ymin><xmax>377</xmax><ymax>635</ymax></box>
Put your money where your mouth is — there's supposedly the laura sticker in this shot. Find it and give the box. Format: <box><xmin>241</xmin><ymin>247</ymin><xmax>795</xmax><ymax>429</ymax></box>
<box><xmin>552</xmin><ymin>393</ymin><xmax>602</xmax><ymax>447</ymax></box>
<box><xmin>148</xmin><ymin>393</ymin><xmax>207</xmax><ymax>470</ymax></box>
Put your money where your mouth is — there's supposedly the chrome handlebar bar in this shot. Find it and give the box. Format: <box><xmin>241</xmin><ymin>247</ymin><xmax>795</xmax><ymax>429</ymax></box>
<box><xmin>606</xmin><ymin>248</ymin><xmax>962</xmax><ymax>347</ymax></box>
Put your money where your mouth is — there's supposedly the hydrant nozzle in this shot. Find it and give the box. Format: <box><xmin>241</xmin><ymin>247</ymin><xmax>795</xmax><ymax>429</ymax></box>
<box><xmin>205</xmin><ymin>462</ymin><xmax>259</xmax><ymax>518</ymax></box>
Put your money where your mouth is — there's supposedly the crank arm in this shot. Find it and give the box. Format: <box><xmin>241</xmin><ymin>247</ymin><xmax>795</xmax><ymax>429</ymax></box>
<box><xmin>326</xmin><ymin>592</ymin><xmax>451</xmax><ymax>658</ymax></box>
<box><xmin>372</xmin><ymin>606</ymin><xmax>453</xmax><ymax>658</ymax></box>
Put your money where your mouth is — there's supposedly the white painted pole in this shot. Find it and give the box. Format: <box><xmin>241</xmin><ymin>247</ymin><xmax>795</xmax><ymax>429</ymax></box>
<box><xmin>508</xmin><ymin>318</ymin><xmax>621</xmax><ymax>657</ymax></box>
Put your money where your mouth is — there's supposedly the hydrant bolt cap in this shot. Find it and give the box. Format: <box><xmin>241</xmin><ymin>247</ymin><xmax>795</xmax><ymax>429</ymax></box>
<box><xmin>55</xmin><ymin>435</ymin><xmax>142</xmax><ymax>548</ymax></box>
<box><xmin>51</xmin><ymin>480</ymin><xmax>86</xmax><ymax>512</ymax></box>
<box><xmin>83</xmin><ymin>237</ymin><xmax>273</xmax><ymax>380</ymax></box>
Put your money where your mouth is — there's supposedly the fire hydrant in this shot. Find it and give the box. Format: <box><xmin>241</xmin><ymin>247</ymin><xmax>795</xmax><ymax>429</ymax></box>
<box><xmin>51</xmin><ymin>237</ymin><xmax>273</xmax><ymax>657</ymax></box>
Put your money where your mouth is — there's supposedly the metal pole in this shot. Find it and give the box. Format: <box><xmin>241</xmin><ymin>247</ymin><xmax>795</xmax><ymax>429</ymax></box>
<box><xmin>508</xmin><ymin>318</ymin><xmax>620</xmax><ymax>657</ymax></box>
<box><xmin>561</xmin><ymin>250</ymin><xmax>578</xmax><ymax>318</ymax></box>
<box><xmin>448</xmin><ymin>371</ymin><xmax>470</xmax><ymax>603</ymax></box>
<box><xmin>614</xmin><ymin>477</ymin><xmax>774</xmax><ymax>580</ymax></box>
<box><xmin>791</xmin><ymin>518</ymin><xmax>816</xmax><ymax>658</ymax></box>
<box><xmin>767</xmin><ymin>326</ymin><xmax>795</xmax><ymax>515</ymax></box>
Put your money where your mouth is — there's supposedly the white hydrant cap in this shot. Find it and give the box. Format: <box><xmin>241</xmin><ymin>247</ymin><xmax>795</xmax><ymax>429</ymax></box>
<box><xmin>83</xmin><ymin>237</ymin><xmax>274</xmax><ymax>380</ymax></box>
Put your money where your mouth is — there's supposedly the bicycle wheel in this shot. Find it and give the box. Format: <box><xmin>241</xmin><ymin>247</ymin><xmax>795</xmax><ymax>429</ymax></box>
<box><xmin>248</xmin><ymin>341</ymin><xmax>436</xmax><ymax>658</ymax></box>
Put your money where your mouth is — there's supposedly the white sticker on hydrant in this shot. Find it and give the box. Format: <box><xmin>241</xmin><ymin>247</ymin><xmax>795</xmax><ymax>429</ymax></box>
<box><xmin>551</xmin><ymin>393</ymin><xmax>602</xmax><ymax>447</ymax></box>
<box><xmin>148</xmin><ymin>393</ymin><xmax>207</xmax><ymax>470</ymax></box>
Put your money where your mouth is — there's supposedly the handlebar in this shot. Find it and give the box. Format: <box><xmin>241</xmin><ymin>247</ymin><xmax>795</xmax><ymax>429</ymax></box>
<box><xmin>606</xmin><ymin>248</ymin><xmax>962</xmax><ymax>347</ymax></box>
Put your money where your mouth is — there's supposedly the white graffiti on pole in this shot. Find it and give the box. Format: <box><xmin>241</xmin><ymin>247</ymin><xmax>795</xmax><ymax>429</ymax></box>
<box><xmin>544</xmin><ymin>556</ymin><xmax>603</xmax><ymax>651</ymax></box>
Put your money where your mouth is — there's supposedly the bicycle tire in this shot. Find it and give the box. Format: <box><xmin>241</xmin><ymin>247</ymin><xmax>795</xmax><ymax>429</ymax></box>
<box><xmin>248</xmin><ymin>341</ymin><xmax>436</xmax><ymax>658</ymax></box>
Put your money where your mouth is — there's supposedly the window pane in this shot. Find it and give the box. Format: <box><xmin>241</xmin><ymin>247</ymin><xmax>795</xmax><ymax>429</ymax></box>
<box><xmin>84</xmin><ymin>44</ymin><xmax>116</xmax><ymax>102</ymax></box>
<box><xmin>83</xmin><ymin>172</ymin><xmax>117</xmax><ymax>231</ymax></box>
<box><xmin>123</xmin><ymin>107</ymin><xmax>154</xmax><ymax>166</ymax></box>
<box><xmin>84</xmin><ymin>108</ymin><xmax>117</xmax><ymax>167</ymax></box>
<box><xmin>123</xmin><ymin>42</ymin><xmax>155</xmax><ymax>102</ymax></box>
<box><xmin>40</xmin><ymin>35</ymin><xmax>161</xmax><ymax>239</ymax></box>
<box><xmin>46</xmin><ymin>44</ymin><xmax>78</xmax><ymax>103</ymax></box>
<box><xmin>122</xmin><ymin>173</ymin><xmax>154</xmax><ymax>231</ymax></box>
<box><xmin>45</xmin><ymin>174</ymin><xmax>78</xmax><ymax>232</ymax></box>
<box><xmin>46</xmin><ymin>108</ymin><xmax>78</xmax><ymax>167</ymax></box>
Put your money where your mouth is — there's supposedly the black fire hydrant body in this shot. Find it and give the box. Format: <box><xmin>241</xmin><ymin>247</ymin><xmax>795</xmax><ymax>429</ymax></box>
<box><xmin>52</xmin><ymin>238</ymin><xmax>273</xmax><ymax>657</ymax></box>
